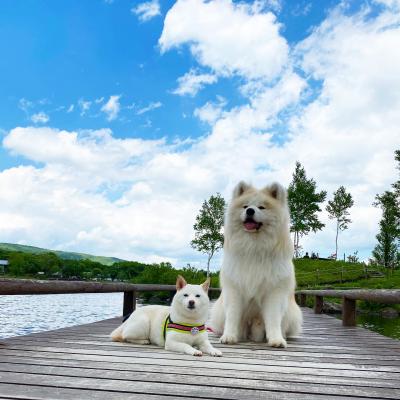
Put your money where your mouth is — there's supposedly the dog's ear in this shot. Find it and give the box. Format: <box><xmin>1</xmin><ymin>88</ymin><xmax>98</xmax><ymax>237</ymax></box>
<box><xmin>176</xmin><ymin>275</ymin><xmax>187</xmax><ymax>291</ymax></box>
<box><xmin>201</xmin><ymin>277</ymin><xmax>211</xmax><ymax>293</ymax></box>
<box><xmin>265</xmin><ymin>182</ymin><xmax>287</xmax><ymax>204</ymax></box>
<box><xmin>232</xmin><ymin>181</ymin><xmax>252</xmax><ymax>198</ymax></box>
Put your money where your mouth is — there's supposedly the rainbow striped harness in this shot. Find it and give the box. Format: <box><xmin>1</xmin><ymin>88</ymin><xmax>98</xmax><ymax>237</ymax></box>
<box><xmin>163</xmin><ymin>315</ymin><xmax>206</xmax><ymax>340</ymax></box>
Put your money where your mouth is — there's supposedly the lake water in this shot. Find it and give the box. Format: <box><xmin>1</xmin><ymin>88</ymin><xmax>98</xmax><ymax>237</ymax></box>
<box><xmin>0</xmin><ymin>293</ymin><xmax>123</xmax><ymax>339</ymax></box>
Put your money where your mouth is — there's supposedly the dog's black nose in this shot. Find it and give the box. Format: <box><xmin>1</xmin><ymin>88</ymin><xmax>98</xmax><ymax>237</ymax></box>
<box><xmin>188</xmin><ymin>300</ymin><xmax>195</xmax><ymax>308</ymax></box>
<box><xmin>246</xmin><ymin>208</ymin><xmax>255</xmax><ymax>216</ymax></box>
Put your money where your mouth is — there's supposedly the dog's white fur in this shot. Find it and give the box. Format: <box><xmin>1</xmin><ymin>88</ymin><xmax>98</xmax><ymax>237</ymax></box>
<box><xmin>111</xmin><ymin>276</ymin><xmax>222</xmax><ymax>357</ymax></box>
<box><xmin>209</xmin><ymin>181</ymin><xmax>302</xmax><ymax>348</ymax></box>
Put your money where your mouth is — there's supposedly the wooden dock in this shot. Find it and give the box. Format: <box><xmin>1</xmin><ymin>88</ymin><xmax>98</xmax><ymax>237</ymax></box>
<box><xmin>0</xmin><ymin>308</ymin><xmax>399</xmax><ymax>400</ymax></box>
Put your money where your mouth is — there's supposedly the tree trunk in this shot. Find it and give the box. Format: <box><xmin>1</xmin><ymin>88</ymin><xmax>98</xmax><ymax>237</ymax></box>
<box><xmin>335</xmin><ymin>220</ymin><xmax>339</xmax><ymax>260</ymax></box>
<box><xmin>206</xmin><ymin>253</ymin><xmax>212</xmax><ymax>277</ymax></box>
<box><xmin>297</xmin><ymin>232</ymin><xmax>301</xmax><ymax>257</ymax></box>
<box><xmin>294</xmin><ymin>231</ymin><xmax>300</xmax><ymax>258</ymax></box>
<box><xmin>293</xmin><ymin>231</ymin><xmax>297</xmax><ymax>257</ymax></box>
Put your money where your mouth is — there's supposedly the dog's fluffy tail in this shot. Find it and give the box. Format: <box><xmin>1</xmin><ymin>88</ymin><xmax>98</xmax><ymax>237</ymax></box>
<box><xmin>110</xmin><ymin>325</ymin><xmax>124</xmax><ymax>342</ymax></box>
<box><xmin>208</xmin><ymin>296</ymin><xmax>225</xmax><ymax>336</ymax></box>
<box><xmin>284</xmin><ymin>297</ymin><xmax>303</xmax><ymax>337</ymax></box>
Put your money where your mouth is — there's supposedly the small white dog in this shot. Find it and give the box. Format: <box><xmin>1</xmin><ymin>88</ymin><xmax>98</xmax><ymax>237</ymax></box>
<box><xmin>209</xmin><ymin>181</ymin><xmax>302</xmax><ymax>348</ymax></box>
<box><xmin>111</xmin><ymin>276</ymin><xmax>222</xmax><ymax>357</ymax></box>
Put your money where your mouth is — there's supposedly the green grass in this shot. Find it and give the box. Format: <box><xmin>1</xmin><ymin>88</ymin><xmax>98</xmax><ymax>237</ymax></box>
<box><xmin>334</xmin><ymin>269</ymin><xmax>400</xmax><ymax>289</ymax></box>
<box><xmin>0</xmin><ymin>242</ymin><xmax>124</xmax><ymax>266</ymax></box>
<box><xmin>294</xmin><ymin>258</ymin><xmax>375</xmax><ymax>288</ymax></box>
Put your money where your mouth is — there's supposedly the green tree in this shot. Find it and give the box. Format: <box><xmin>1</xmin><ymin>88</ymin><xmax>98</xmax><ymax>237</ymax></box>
<box><xmin>61</xmin><ymin>259</ymin><xmax>81</xmax><ymax>279</ymax></box>
<box><xmin>372</xmin><ymin>190</ymin><xmax>399</xmax><ymax>269</ymax></box>
<box><xmin>392</xmin><ymin>150</ymin><xmax>400</xmax><ymax>251</ymax></box>
<box><xmin>112</xmin><ymin>261</ymin><xmax>146</xmax><ymax>281</ymax></box>
<box><xmin>288</xmin><ymin>161</ymin><xmax>327</xmax><ymax>257</ymax></box>
<box><xmin>37</xmin><ymin>252</ymin><xmax>62</xmax><ymax>276</ymax></box>
<box><xmin>326</xmin><ymin>186</ymin><xmax>354</xmax><ymax>260</ymax></box>
<box><xmin>191</xmin><ymin>193</ymin><xmax>226</xmax><ymax>276</ymax></box>
<box><xmin>8</xmin><ymin>252</ymin><xmax>28</xmax><ymax>276</ymax></box>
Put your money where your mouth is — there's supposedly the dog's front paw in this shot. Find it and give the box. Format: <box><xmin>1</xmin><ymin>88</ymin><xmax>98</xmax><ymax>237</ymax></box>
<box><xmin>192</xmin><ymin>350</ymin><xmax>203</xmax><ymax>356</ymax></box>
<box><xmin>267</xmin><ymin>338</ymin><xmax>287</xmax><ymax>348</ymax></box>
<box><xmin>220</xmin><ymin>334</ymin><xmax>238</xmax><ymax>344</ymax></box>
<box><xmin>209</xmin><ymin>348</ymin><xmax>223</xmax><ymax>357</ymax></box>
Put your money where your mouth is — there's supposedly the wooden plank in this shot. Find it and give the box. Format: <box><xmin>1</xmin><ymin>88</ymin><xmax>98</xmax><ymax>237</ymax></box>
<box><xmin>0</xmin><ymin>371</ymin><xmax>374</xmax><ymax>400</ymax></box>
<box><xmin>3</xmin><ymin>344</ymin><xmax>399</xmax><ymax>372</ymax></box>
<box><xmin>6</xmin><ymin>337</ymin><xmax>400</xmax><ymax>358</ymax></box>
<box><xmin>1</xmin><ymin>346</ymin><xmax>400</xmax><ymax>378</ymax></box>
<box><xmin>9</xmin><ymin>329</ymin><xmax>399</xmax><ymax>348</ymax></box>
<box><xmin>0</xmin><ymin>279</ymin><xmax>220</xmax><ymax>296</ymax></box>
<box><xmin>0</xmin><ymin>383</ymin><xmax>200</xmax><ymax>400</ymax></box>
<box><xmin>0</xmin><ymin>363</ymin><xmax>399</xmax><ymax>399</ymax></box>
<box><xmin>3</xmin><ymin>341</ymin><xmax>400</xmax><ymax>366</ymax></box>
<box><xmin>9</xmin><ymin>335</ymin><xmax>398</xmax><ymax>355</ymax></box>
<box><xmin>6</xmin><ymin>338</ymin><xmax>400</xmax><ymax>361</ymax></box>
<box><xmin>2</xmin><ymin>357</ymin><xmax>400</xmax><ymax>389</ymax></box>
<box><xmin>1</xmin><ymin>349</ymin><xmax>399</xmax><ymax>380</ymax></box>
<box><xmin>297</xmin><ymin>289</ymin><xmax>400</xmax><ymax>304</ymax></box>
<box><xmin>1</xmin><ymin>306</ymin><xmax>399</xmax><ymax>400</ymax></box>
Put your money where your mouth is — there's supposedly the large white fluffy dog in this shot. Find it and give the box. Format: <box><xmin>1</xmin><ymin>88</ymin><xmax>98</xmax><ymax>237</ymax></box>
<box><xmin>209</xmin><ymin>181</ymin><xmax>302</xmax><ymax>348</ymax></box>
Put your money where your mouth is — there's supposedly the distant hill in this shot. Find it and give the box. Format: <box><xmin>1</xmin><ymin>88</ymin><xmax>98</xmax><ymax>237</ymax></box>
<box><xmin>0</xmin><ymin>243</ymin><xmax>125</xmax><ymax>266</ymax></box>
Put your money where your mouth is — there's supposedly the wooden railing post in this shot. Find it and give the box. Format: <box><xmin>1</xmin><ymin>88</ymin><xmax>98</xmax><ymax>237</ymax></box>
<box><xmin>314</xmin><ymin>295</ymin><xmax>323</xmax><ymax>314</ymax></box>
<box><xmin>123</xmin><ymin>290</ymin><xmax>136</xmax><ymax>317</ymax></box>
<box><xmin>342</xmin><ymin>297</ymin><xmax>356</xmax><ymax>326</ymax></box>
<box><xmin>300</xmin><ymin>293</ymin><xmax>307</xmax><ymax>307</ymax></box>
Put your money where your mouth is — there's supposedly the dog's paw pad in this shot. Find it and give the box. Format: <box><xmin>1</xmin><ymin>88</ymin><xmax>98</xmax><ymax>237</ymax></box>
<box><xmin>193</xmin><ymin>350</ymin><xmax>203</xmax><ymax>356</ymax></box>
<box><xmin>268</xmin><ymin>338</ymin><xmax>287</xmax><ymax>348</ymax></box>
<box><xmin>210</xmin><ymin>349</ymin><xmax>223</xmax><ymax>357</ymax></box>
<box><xmin>220</xmin><ymin>334</ymin><xmax>238</xmax><ymax>344</ymax></box>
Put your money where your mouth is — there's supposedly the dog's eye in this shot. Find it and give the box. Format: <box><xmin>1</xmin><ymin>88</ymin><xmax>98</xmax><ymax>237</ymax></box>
<box><xmin>183</xmin><ymin>294</ymin><xmax>188</xmax><ymax>297</ymax></box>
<box><xmin>243</xmin><ymin>205</ymin><xmax>248</xmax><ymax>209</ymax></box>
<box><xmin>195</xmin><ymin>294</ymin><xmax>201</xmax><ymax>298</ymax></box>
<box><xmin>259</xmin><ymin>206</ymin><xmax>265</xmax><ymax>210</ymax></box>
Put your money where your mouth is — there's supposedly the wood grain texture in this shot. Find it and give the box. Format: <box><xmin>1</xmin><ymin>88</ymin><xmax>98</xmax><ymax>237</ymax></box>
<box><xmin>0</xmin><ymin>307</ymin><xmax>399</xmax><ymax>399</ymax></box>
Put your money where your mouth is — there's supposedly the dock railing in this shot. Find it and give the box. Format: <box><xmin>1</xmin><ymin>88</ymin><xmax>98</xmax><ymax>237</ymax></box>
<box><xmin>296</xmin><ymin>289</ymin><xmax>400</xmax><ymax>326</ymax></box>
<box><xmin>0</xmin><ymin>278</ymin><xmax>221</xmax><ymax>317</ymax></box>
<box><xmin>2</xmin><ymin>279</ymin><xmax>399</xmax><ymax>328</ymax></box>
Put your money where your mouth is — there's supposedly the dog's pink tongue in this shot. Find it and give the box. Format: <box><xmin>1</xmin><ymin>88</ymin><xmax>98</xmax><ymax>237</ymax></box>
<box><xmin>244</xmin><ymin>222</ymin><xmax>258</xmax><ymax>230</ymax></box>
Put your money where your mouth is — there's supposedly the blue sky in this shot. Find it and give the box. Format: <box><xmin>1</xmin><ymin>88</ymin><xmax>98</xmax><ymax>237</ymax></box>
<box><xmin>0</xmin><ymin>0</ymin><xmax>339</xmax><ymax>148</ymax></box>
<box><xmin>0</xmin><ymin>0</ymin><xmax>399</xmax><ymax>266</ymax></box>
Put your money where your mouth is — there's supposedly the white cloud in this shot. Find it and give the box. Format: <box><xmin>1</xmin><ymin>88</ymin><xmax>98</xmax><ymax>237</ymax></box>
<box><xmin>1</xmin><ymin>2</ymin><xmax>399</xmax><ymax>266</ymax></box>
<box><xmin>132</xmin><ymin>0</ymin><xmax>161</xmax><ymax>22</ymax></box>
<box><xmin>136</xmin><ymin>101</ymin><xmax>162</xmax><ymax>115</ymax></box>
<box><xmin>262</xmin><ymin>0</ymin><xmax>282</xmax><ymax>13</ymax></box>
<box><xmin>18</xmin><ymin>98</ymin><xmax>33</xmax><ymax>113</ymax></box>
<box><xmin>3</xmin><ymin>127</ymin><xmax>163</xmax><ymax>181</ymax></box>
<box><xmin>67</xmin><ymin>104</ymin><xmax>74</xmax><ymax>113</ymax></box>
<box><xmin>31</xmin><ymin>112</ymin><xmax>50</xmax><ymax>124</ymax></box>
<box><xmin>159</xmin><ymin>0</ymin><xmax>288</xmax><ymax>81</ymax></box>
<box><xmin>78</xmin><ymin>99</ymin><xmax>91</xmax><ymax>116</ymax></box>
<box><xmin>172</xmin><ymin>69</ymin><xmax>217</xmax><ymax>96</ymax></box>
<box><xmin>0</xmin><ymin>72</ymin><xmax>304</xmax><ymax>265</ymax></box>
<box><xmin>101</xmin><ymin>95</ymin><xmax>121</xmax><ymax>121</ymax></box>
<box><xmin>374</xmin><ymin>0</ymin><xmax>400</xmax><ymax>9</ymax></box>
<box><xmin>194</xmin><ymin>96</ymin><xmax>227</xmax><ymax>124</ymax></box>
